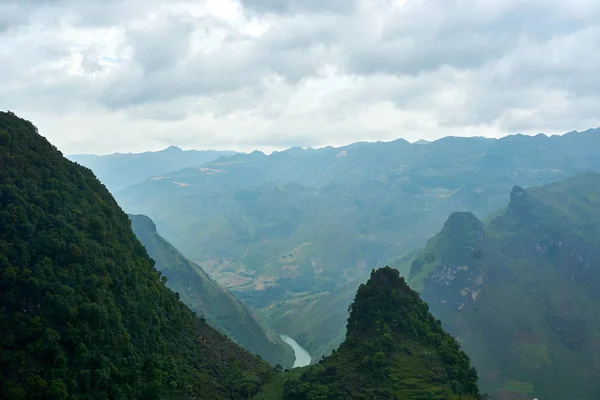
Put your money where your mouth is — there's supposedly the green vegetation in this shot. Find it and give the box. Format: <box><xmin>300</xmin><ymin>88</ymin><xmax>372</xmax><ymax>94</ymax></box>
<box><xmin>410</xmin><ymin>211</ymin><xmax>484</xmax><ymax>292</ymax></box>
<box><xmin>259</xmin><ymin>253</ymin><xmax>418</xmax><ymax>362</ymax></box>
<box><xmin>3</xmin><ymin>112</ymin><xmax>482</xmax><ymax>400</ymax></box>
<box><xmin>258</xmin><ymin>249</ymin><xmax>427</xmax><ymax>363</ymax></box>
<box><xmin>11</xmin><ymin>107</ymin><xmax>600</xmax><ymax>400</ymax></box>
<box><xmin>103</xmin><ymin>128</ymin><xmax>600</xmax><ymax>358</ymax></box>
<box><xmin>256</xmin><ymin>267</ymin><xmax>480</xmax><ymax>399</ymax></box>
<box><xmin>260</xmin><ymin>279</ymin><xmax>362</xmax><ymax>361</ymax></box>
<box><xmin>0</xmin><ymin>111</ymin><xmax>275</xmax><ymax>399</ymax></box>
<box><xmin>410</xmin><ymin>173</ymin><xmax>600</xmax><ymax>400</ymax></box>
<box><xmin>129</xmin><ymin>214</ymin><xmax>294</xmax><ymax>368</ymax></box>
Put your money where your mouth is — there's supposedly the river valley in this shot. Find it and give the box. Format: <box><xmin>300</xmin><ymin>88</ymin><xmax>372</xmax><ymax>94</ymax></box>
<box><xmin>280</xmin><ymin>334</ymin><xmax>312</xmax><ymax>368</ymax></box>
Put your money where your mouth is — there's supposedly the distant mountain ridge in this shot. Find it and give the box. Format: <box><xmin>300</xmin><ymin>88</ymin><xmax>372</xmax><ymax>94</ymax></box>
<box><xmin>410</xmin><ymin>172</ymin><xmax>600</xmax><ymax>399</ymax></box>
<box><xmin>115</xmin><ymin>128</ymin><xmax>600</xmax><ymax>273</ymax></box>
<box><xmin>104</xmin><ymin>128</ymin><xmax>600</xmax><ymax>360</ymax></box>
<box><xmin>69</xmin><ymin>147</ymin><xmax>236</xmax><ymax>192</ymax></box>
<box><xmin>129</xmin><ymin>214</ymin><xmax>294</xmax><ymax>368</ymax></box>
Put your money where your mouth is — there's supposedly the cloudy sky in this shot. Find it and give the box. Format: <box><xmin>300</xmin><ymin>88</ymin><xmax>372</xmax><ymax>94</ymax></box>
<box><xmin>1</xmin><ymin>0</ymin><xmax>600</xmax><ymax>155</ymax></box>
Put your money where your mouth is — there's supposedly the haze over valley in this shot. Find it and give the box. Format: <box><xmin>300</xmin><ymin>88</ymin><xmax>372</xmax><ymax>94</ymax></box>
<box><xmin>69</xmin><ymin>127</ymin><xmax>600</xmax><ymax>399</ymax></box>
<box><xmin>3</xmin><ymin>1</ymin><xmax>600</xmax><ymax>399</ymax></box>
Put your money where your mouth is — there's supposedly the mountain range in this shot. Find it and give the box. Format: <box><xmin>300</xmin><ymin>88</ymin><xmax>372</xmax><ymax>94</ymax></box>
<box><xmin>0</xmin><ymin>110</ymin><xmax>481</xmax><ymax>399</ymax></box>
<box><xmin>87</xmin><ymin>128</ymin><xmax>600</xmax><ymax>363</ymax></box>
<box><xmin>128</xmin><ymin>213</ymin><xmax>294</xmax><ymax>368</ymax></box>
<box><xmin>69</xmin><ymin>147</ymin><xmax>235</xmax><ymax>193</ymax></box>
<box><xmin>410</xmin><ymin>173</ymin><xmax>600</xmax><ymax>399</ymax></box>
<box><xmin>113</xmin><ymin>132</ymin><xmax>600</xmax><ymax>299</ymax></box>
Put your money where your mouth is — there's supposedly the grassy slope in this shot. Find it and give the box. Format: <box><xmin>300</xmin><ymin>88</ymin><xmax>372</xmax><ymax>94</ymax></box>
<box><xmin>260</xmin><ymin>280</ymin><xmax>361</xmax><ymax>361</ymax></box>
<box><xmin>410</xmin><ymin>173</ymin><xmax>600</xmax><ymax>400</ymax></box>
<box><xmin>129</xmin><ymin>214</ymin><xmax>295</xmax><ymax>368</ymax></box>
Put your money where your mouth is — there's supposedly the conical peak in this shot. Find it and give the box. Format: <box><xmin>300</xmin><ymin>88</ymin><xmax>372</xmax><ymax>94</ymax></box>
<box><xmin>508</xmin><ymin>185</ymin><xmax>532</xmax><ymax>216</ymax></box>
<box><xmin>442</xmin><ymin>211</ymin><xmax>483</xmax><ymax>233</ymax></box>
<box><xmin>366</xmin><ymin>266</ymin><xmax>407</xmax><ymax>289</ymax></box>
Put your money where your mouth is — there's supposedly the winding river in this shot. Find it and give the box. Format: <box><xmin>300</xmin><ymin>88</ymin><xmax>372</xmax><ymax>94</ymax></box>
<box><xmin>280</xmin><ymin>334</ymin><xmax>312</xmax><ymax>368</ymax></box>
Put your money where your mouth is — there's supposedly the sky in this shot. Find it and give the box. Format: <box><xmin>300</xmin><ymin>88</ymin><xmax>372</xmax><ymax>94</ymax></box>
<box><xmin>1</xmin><ymin>0</ymin><xmax>600</xmax><ymax>155</ymax></box>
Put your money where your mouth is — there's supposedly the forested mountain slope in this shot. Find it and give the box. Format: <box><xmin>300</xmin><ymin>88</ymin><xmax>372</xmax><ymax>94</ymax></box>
<box><xmin>0</xmin><ymin>114</ymin><xmax>485</xmax><ymax>400</ymax></box>
<box><xmin>410</xmin><ymin>173</ymin><xmax>600</xmax><ymax>400</ymax></box>
<box><xmin>256</xmin><ymin>267</ymin><xmax>481</xmax><ymax>400</ymax></box>
<box><xmin>259</xmin><ymin>249</ymin><xmax>420</xmax><ymax>362</ymax></box>
<box><xmin>129</xmin><ymin>214</ymin><xmax>294</xmax><ymax>368</ymax></box>
<box><xmin>0</xmin><ymin>111</ymin><xmax>274</xmax><ymax>399</ymax></box>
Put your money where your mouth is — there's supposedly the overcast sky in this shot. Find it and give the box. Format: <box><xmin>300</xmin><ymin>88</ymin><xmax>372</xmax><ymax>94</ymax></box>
<box><xmin>1</xmin><ymin>0</ymin><xmax>600</xmax><ymax>155</ymax></box>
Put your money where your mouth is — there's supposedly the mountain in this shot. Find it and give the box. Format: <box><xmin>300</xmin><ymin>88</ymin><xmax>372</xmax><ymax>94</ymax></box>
<box><xmin>0</xmin><ymin>111</ymin><xmax>487</xmax><ymax>400</ymax></box>
<box><xmin>259</xmin><ymin>251</ymin><xmax>419</xmax><ymax>363</ymax></box>
<box><xmin>128</xmin><ymin>214</ymin><xmax>294</xmax><ymax>368</ymax></box>
<box><xmin>0</xmin><ymin>111</ymin><xmax>275</xmax><ymax>399</ymax></box>
<box><xmin>109</xmin><ymin>128</ymin><xmax>600</xmax><ymax>359</ymax></box>
<box><xmin>68</xmin><ymin>146</ymin><xmax>236</xmax><ymax>192</ymax></box>
<box><xmin>413</xmin><ymin>139</ymin><xmax>431</xmax><ymax>145</ymax></box>
<box><xmin>256</xmin><ymin>267</ymin><xmax>481</xmax><ymax>399</ymax></box>
<box><xmin>410</xmin><ymin>173</ymin><xmax>600</xmax><ymax>400</ymax></box>
<box><xmin>261</xmin><ymin>279</ymin><xmax>362</xmax><ymax>363</ymax></box>
<box><xmin>113</xmin><ymin>132</ymin><xmax>600</xmax><ymax>295</ymax></box>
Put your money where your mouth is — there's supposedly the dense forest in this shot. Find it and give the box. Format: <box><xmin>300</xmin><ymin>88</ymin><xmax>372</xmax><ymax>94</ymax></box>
<box><xmin>0</xmin><ymin>111</ymin><xmax>275</xmax><ymax>399</ymax></box>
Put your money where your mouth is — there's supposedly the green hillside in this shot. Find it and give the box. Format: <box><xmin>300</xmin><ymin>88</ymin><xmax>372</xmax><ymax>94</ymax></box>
<box><xmin>260</xmin><ymin>279</ymin><xmax>361</xmax><ymax>362</ymax></box>
<box><xmin>410</xmin><ymin>173</ymin><xmax>600</xmax><ymax>399</ymax></box>
<box><xmin>0</xmin><ymin>111</ymin><xmax>275</xmax><ymax>399</ymax></box>
<box><xmin>259</xmin><ymin>249</ymin><xmax>421</xmax><ymax>362</ymax></box>
<box><xmin>129</xmin><ymin>214</ymin><xmax>294</xmax><ymax>368</ymax></box>
<box><xmin>256</xmin><ymin>267</ymin><xmax>481</xmax><ymax>400</ymax></box>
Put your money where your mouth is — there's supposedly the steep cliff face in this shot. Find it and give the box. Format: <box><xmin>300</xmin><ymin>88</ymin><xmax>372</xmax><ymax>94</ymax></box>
<box><xmin>410</xmin><ymin>212</ymin><xmax>486</xmax><ymax>315</ymax></box>
<box><xmin>410</xmin><ymin>173</ymin><xmax>600</xmax><ymax>400</ymax></box>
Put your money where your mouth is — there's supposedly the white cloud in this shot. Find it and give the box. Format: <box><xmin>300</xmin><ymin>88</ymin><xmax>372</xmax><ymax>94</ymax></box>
<box><xmin>1</xmin><ymin>0</ymin><xmax>600</xmax><ymax>154</ymax></box>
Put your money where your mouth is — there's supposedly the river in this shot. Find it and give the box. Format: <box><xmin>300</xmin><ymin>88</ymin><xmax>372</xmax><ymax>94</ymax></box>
<box><xmin>280</xmin><ymin>334</ymin><xmax>312</xmax><ymax>368</ymax></box>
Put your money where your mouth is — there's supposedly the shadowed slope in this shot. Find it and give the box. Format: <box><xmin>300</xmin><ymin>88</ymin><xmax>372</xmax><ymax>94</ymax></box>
<box><xmin>0</xmin><ymin>111</ymin><xmax>274</xmax><ymax>399</ymax></box>
<box><xmin>129</xmin><ymin>214</ymin><xmax>294</xmax><ymax>368</ymax></box>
